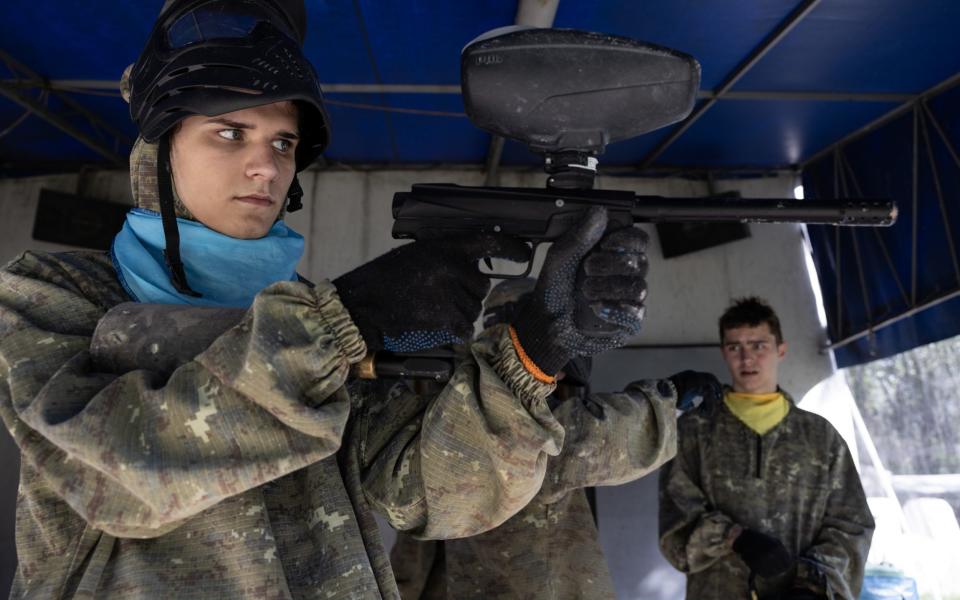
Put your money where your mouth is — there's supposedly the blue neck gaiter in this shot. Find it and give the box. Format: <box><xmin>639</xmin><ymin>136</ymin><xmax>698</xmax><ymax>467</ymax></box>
<box><xmin>112</xmin><ymin>208</ymin><xmax>304</xmax><ymax>307</ymax></box>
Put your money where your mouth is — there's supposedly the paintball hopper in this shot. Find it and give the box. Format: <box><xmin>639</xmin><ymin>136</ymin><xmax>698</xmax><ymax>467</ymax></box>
<box><xmin>461</xmin><ymin>27</ymin><xmax>700</xmax><ymax>157</ymax></box>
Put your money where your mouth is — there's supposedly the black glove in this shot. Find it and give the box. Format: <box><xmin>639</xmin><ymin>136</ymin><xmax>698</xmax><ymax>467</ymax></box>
<box><xmin>668</xmin><ymin>370</ymin><xmax>723</xmax><ymax>412</ymax></box>
<box><xmin>781</xmin><ymin>589</ymin><xmax>826</xmax><ymax>600</ymax></box>
<box><xmin>732</xmin><ymin>529</ymin><xmax>793</xmax><ymax>578</ymax></box>
<box><xmin>513</xmin><ymin>207</ymin><xmax>648</xmax><ymax>375</ymax></box>
<box><xmin>334</xmin><ymin>235</ymin><xmax>530</xmax><ymax>352</ymax></box>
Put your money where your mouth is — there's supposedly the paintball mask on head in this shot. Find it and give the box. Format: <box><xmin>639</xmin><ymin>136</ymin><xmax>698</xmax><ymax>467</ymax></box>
<box><xmin>130</xmin><ymin>0</ymin><xmax>329</xmax><ymax>171</ymax></box>
<box><xmin>124</xmin><ymin>0</ymin><xmax>328</xmax><ymax>295</ymax></box>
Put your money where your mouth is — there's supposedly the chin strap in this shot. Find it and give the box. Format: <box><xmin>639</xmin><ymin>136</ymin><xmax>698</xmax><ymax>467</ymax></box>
<box><xmin>157</xmin><ymin>135</ymin><xmax>202</xmax><ymax>297</ymax></box>
<box><xmin>286</xmin><ymin>175</ymin><xmax>304</xmax><ymax>212</ymax></box>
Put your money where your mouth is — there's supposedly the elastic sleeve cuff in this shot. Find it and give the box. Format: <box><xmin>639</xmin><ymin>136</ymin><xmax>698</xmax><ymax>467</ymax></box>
<box><xmin>511</xmin><ymin>305</ymin><xmax>571</xmax><ymax>376</ymax></box>
<box><xmin>485</xmin><ymin>324</ymin><xmax>556</xmax><ymax>404</ymax></box>
<box><xmin>508</xmin><ymin>326</ymin><xmax>556</xmax><ymax>383</ymax></box>
<box><xmin>312</xmin><ymin>282</ymin><xmax>367</xmax><ymax>364</ymax></box>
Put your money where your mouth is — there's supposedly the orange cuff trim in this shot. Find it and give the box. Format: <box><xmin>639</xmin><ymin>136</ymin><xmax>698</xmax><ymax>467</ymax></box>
<box><xmin>508</xmin><ymin>325</ymin><xmax>557</xmax><ymax>384</ymax></box>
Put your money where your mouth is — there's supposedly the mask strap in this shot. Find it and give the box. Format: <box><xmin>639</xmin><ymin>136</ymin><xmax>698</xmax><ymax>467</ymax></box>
<box><xmin>157</xmin><ymin>135</ymin><xmax>201</xmax><ymax>297</ymax></box>
<box><xmin>286</xmin><ymin>175</ymin><xmax>304</xmax><ymax>212</ymax></box>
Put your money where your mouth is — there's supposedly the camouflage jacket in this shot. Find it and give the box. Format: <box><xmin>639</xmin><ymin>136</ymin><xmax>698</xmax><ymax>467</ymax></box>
<box><xmin>391</xmin><ymin>380</ymin><xmax>679</xmax><ymax>600</ymax></box>
<box><xmin>0</xmin><ymin>250</ymin><xmax>562</xmax><ymax>599</ymax></box>
<box><xmin>658</xmin><ymin>391</ymin><xmax>875</xmax><ymax>600</ymax></box>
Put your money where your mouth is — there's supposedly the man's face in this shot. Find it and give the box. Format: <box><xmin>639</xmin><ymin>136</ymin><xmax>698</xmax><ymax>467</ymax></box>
<box><xmin>721</xmin><ymin>322</ymin><xmax>786</xmax><ymax>394</ymax></box>
<box><xmin>169</xmin><ymin>102</ymin><xmax>299</xmax><ymax>239</ymax></box>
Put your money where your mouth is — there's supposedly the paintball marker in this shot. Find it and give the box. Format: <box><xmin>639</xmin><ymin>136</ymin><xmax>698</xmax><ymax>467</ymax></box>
<box><xmin>92</xmin><ymin>29</ymin><xmax>898</xmax><ymax>382</ymax></box>
<box><xmin>392</xmin><ymin>27</ymin><xmax>897</xmax><ymax>280</ymax></box>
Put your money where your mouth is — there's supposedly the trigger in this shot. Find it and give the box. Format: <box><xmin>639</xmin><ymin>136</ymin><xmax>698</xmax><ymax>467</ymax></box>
<box><xmin>483</xmin><ymin>257</ymin><xmax>494</xmax><ymax>270</ymax></box>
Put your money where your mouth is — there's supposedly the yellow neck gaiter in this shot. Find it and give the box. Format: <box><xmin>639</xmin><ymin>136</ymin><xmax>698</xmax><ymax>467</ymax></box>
<box><xmin>723</xmin><ymin>391</ymin><xmax>790</xmax><ymax>435</ymax></box>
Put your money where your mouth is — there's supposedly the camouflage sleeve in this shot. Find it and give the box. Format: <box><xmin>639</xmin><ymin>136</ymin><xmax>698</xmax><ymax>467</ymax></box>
<box><xmin>795</xmin><ymin>436</ymin><xmax>875</xmax><ymax>600</ymax></box>
<box><xmin>535</xmin><ymin>379</ymin><xmax>678</xmax><ymax>503</ymax></box>
<box><xmin>0</xmin><ymin>258</ymin><xmax>365</xmax><ymax>539</ymax></box>
<box><xmin>356</xmin><ymin>323</ymin><xmax>564</xmax><ymax>540</ymax></box>
<box><xmin>658</xmin><ymin>421</ymin><xmax>737</xmax><ymax>573</ymax></box>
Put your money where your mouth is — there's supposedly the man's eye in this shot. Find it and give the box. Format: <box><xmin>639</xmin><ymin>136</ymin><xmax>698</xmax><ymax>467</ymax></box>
<box><xmin>272</xmin><ymin>139</ymin><xmax>292</xmax><ymax>152</ymax></box>
<box><xmin>217</xmin><ymin>129</ymin><xmax>242</xmax><ymax>141</ymax></box>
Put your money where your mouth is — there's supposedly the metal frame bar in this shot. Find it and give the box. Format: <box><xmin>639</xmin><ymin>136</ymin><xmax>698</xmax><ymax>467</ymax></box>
<box><xmin>7</xmin><ymin>79</ymin><xmax>917</xmax><ymax>103</ymax></box>
<box><xmin>911</xmin><ymin>106</ymin><xmax>919</xmax><ymax>305</ymax></box>
<box><xmin>700</xmin><ymin>90</ymin><xmax>912</xmax><ymax>102</ymax></box>
<box><xmin>0</xmin><ymin>89</ymin><xmax>42</xmax><ymax>139</ymax></box>
<box><xmin>921</xmin><ymin>101</ymin><xmax>960</xmax><ymax>173</ymax></box>
<box><xmin>835</xmin><ymin>149</ymin><xmax>874</xmax><ymax>328</ymax></box>
<box><xmin>0</xmin><ymin>50</ymin><xmax>132</xmax><ymax>148</ymax></box>
<box><xmin>483</xmin><ymin>137</ymin><xmax>505</xmax><ymax>186</ymax></box>
<box><xmin>870</xmin><ymin>226</ymin><xmax>910</xmax><ymax>308</ymax></box>
<box><xmin>850</xmin><ymin>229</ymin><xmax>873</xmax><ymax>344</ymax></box>
<box><xmin>0</xmin><ymin>50</ymin><xmax>128</xmax><ymax>166</ymax></box>
<box><xmin>919</xmin><ymin>106</ymin><xmax>960</xmax><ymax>286</ymax></box>
<box><xmin>0</xmin><ymin>81</ymin><xmax>124</xmax><ymax>165</ymax></box>
<box><xmin>802</xmin><ymin>70</ymin><xmax>960</xmax><ymax>168</ymax></box>
<box><xmin>824</xmin><ymin>286</ymin><xmax>960</xmax><ymax>352</ymax></box>
<box><xmin>839</xmin><ymin>151</ymin><xmax>911</xmax><ymax>306</ymax></box>
<box><xmin>818</xmin><ymin>83</ymin><xmax>960</xmax><ymax>354</ymax></box>
<box><xmin>638</xmin><ymin>0</ymin><xmax>823</xmax><ymax>169</ymax></box>
<box><xmin>833</xmin><ymin>150</ymin><xmax>844</xmax><ymax>339</ymax></box>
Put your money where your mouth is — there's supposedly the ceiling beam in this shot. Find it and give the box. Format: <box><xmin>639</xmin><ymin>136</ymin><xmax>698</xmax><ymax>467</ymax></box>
<box><xmin>0</xmin><ymin>50</ymin><xmax>133</xmax><ymax>148</ymax></box>
<box><xmin>801</xmin><ymin>69</ymin><xmax>960</xmax><ymax>168</ymax></box>
<box><xmin>702</xmin><ymin>90</ymin><xmax>912</xmax><ymax>102</ymax></box>
<box><xmin>637</xmin><ymin>0</ymin><xmax>823</xmax><ymax>169</ymax></box>
<box><xmin>12</xmin><ymin>80</ymin><xmax>917</xmax><ymax>103</ymax></box>
<box><xmin>0</xmin><ymin>80</ymin><xmax>125</xmax><ymax>166</ymax></box>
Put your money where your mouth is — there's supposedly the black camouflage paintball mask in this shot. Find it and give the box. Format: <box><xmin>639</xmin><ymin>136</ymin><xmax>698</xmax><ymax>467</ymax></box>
<box><xmin>122</xmin><ymin>0</ymin><xmax>328</xmax><ymax>296</ymax></box>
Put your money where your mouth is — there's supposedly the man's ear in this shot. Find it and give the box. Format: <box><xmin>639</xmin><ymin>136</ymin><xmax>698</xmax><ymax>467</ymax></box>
<box><xmin>777</xmin><ymin>341</ymin><xmax>787</xmax><ymax>359</ymax></box>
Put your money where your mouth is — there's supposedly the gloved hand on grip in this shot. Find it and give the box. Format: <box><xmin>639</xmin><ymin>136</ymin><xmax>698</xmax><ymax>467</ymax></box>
<box><xmin>334</xmin><ymin>235</ymin><xmax>530</xmax><ymax>352</ymax></box>
<box><xmin>513</xmin><ymin>207</ymin><xmax>648</xmax><ymax>378</ymax></box>
<box><xmin>668</xmin><ymin>370</ymin><xmax>723</xmax><ymax>412</ymax></box>
<box><xmin>732</xmin><ymin>529</ymin><xmax>793</xmax><ymax>578</ymax></box>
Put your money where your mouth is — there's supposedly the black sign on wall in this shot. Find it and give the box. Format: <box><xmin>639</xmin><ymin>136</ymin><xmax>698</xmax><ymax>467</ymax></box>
<box><xmin>656</xmin><ymin>190</ymin><xmax>751</xmax><ymax>258</ymax></box>
<box><xmin>32</xmin><ymin>189</ymin><xmax>130</xmax><ymax>251</ymax></box>
<box><xmin>656</xmin><ymin>221</ymin><xmax>751</xmax><ymax>259</ymax></box>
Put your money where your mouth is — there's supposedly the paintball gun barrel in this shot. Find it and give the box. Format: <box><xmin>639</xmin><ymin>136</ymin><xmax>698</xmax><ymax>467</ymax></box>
<box><xmin>392</xmin><ymin>184</ymin><xmax>895</xmax><ymax>278</ymax></box>
<box><xmin>394</xmin><ymin>183</ymin><xmax>896</xmax><ymax>237</ymax></box>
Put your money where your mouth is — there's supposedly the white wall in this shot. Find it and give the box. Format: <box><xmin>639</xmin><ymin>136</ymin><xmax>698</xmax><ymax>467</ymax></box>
<box><xmin>0</xmin><ymin>167</ymin><xmax>833</xmax><ymax>598</ymax></box>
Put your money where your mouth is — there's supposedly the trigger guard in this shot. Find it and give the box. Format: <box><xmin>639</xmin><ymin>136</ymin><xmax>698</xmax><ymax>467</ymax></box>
<box><xmin>478</xmin><ymin>241</ymin><xmax>538</xmax><ymax>280</ymax></box>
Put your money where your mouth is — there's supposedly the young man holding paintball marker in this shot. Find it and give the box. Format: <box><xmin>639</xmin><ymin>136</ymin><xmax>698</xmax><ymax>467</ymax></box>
<box><xmin>659</xmin><ymin>297</ymin><xmax>875</xmax><ymax>600</ymax></box>
<box><xmin>390</xmin><ymin>278</ymin><xmax>724</xmax><ymax>600</ymax></box>
<box><xmin>0</xmin><ymin>1</ymin><xmax>651</xmax><ymax>597</ymax></box>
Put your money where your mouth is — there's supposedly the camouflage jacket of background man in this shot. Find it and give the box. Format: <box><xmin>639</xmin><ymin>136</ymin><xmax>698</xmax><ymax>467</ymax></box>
<box><xmin>391</xmin><ymin>380</ymin><xmax>679</xmax><ymax>600</ymax></box>
<box><xmin>0</xmin><ymin>139</ymin><xmax>568</xmax><ymax>600</ymax></box>
<box><xmin>658</xmin><ymin>390</ymin><xmax>875</xmax><ymax>600</ymax></box>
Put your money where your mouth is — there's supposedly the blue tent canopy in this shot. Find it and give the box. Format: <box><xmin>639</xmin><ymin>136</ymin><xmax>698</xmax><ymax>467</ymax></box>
<box><xmin>1</xmin><ymin>0</ymin><xmax>959</xmax><ymax>366</ymax></box>
<box><xmin>805</xmin><ymin>81</ymin><xmax>960</xmax><ymax>367</ymax></box>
